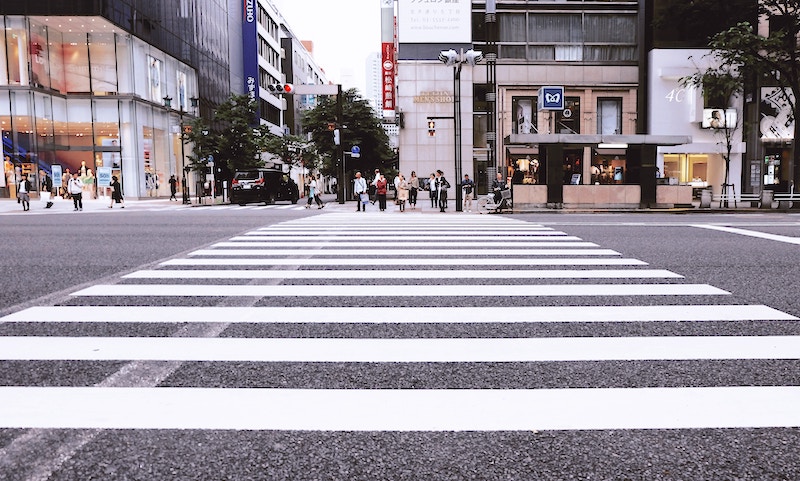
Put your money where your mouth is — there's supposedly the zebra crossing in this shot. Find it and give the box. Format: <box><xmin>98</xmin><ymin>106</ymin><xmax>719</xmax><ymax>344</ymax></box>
<box><xmin>1</xmin><ymin>213</ymin><xmax>798</xmax><ymax>433</ymax></box>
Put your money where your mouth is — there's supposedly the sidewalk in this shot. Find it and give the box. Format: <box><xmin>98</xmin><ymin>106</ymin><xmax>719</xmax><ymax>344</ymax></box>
<box><xmin>0</xmin><ymin>194</ymin><xmax>186</xmax><ymax>214</ymax></box>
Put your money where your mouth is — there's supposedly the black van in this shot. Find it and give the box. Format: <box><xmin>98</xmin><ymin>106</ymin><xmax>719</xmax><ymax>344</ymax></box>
<box><xmin>230</xmin><ymin>168</ymin><xmax>300</xmax><ymax>205</ymax></box>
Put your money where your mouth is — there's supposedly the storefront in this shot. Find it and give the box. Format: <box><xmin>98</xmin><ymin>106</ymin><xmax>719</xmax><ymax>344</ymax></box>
<box><xmin>0</xmin><ymin>15</ymin><xmax>198</xmax><ymax>200</ymax></box>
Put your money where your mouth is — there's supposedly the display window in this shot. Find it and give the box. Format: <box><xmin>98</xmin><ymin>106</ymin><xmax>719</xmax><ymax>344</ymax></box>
<box><xmin>512</xmin><ymin>97</ymin><xmax>537</xmax><ymax>134</ymax></box>
<box><xmin>509</xmin><ymin>155</ymin><xmax>541</xmax><ymax>185</ymax></box>
<box><xmin>563</xmin><ymin>150</ymin><xmax>583</xmax><ymax>184</ymax></box>
<box><xmin>592</xmin><ymin>153</ymin><xmax>627</xmax><ymax>184</ymax></box>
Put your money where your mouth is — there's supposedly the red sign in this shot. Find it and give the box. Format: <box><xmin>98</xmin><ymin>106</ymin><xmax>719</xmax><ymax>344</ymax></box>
<box><xmin>381</xmin><ymin>42</ymin><xmax>395</xmax><ymax>112</ymax></box>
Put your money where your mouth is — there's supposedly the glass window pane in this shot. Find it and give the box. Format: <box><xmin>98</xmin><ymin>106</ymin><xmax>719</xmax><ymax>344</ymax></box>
<box><xmin>498</xmin><ymin>13</ymin><xmax>526</xmax><ymax>42</ymax></box>
<box><xmin>63</xmin><ymin>33</ymin><xmax>90</xmax><ymax>93</ymax></box>
<box><xmin>598</xmin><ymin>98</ymin><xmax>622</xmax><ymax>135</ymax></box>
<box><xmin>89</xmin><ymin>33</ymin><xmax>118</xmax><ymax>93</ymax></box>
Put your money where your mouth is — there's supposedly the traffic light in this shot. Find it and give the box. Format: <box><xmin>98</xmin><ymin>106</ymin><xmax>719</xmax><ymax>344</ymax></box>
<box><xmin>268</xmin><ymin>83</ymin><xmax>294</xmax><ymax>94</ymax></box>
<box><xmin>427</xmin><ymin>120</ymin><xmax>436</xmax><ymax>137</ymax></box>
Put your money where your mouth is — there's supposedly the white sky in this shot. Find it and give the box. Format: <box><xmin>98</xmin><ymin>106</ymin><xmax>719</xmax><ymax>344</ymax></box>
<box><xmin>272</xmin><ymin>0</ymin><xmax>383</xmax><ymax>95</ymax></box>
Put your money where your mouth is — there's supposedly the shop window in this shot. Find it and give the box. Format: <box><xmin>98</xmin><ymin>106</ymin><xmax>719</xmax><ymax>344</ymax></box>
<box><xmin>663</xmin><ymin>154</ymin><xmax>710</xmax><ymax>196</ymax></box>
<box><xmin>512</xmin><ymin>97</ymin><xmax>537</xmax><ymax>134</ymax></box>
<box><xmin>510</xmin><ymin>155</ymin><xmax>541</xmax><ymax>185</ymax></box>
<box><xmin>597</xmin><ymin>98</ymin><xmax>622</xmax><ymax>134</ymax></box>
<box><xmin>555</xmin><ymin>97</ymin><xmax>581</xmax><ymax>134</ymax></box>
<box><xmin>88</xmin><ymin>33</ymin><xmax>118</xmax><ymax>94</ymax></box>
<box><xmin>63</xmin><ymin>33</ymin><xmax>90</xmax><ymax>93</ymax></box>
<box><xmin>4</xmin><ymin>23</ymin><xmax>28</xmax><ymax>85</ymax></box>
<box><xmin>563</xmin><ymin>150</ymin><xmax>582</xmax><ymax>185</ymax></box>
<box><xmin>592</xmin><ymin>152</ymin><xmax>627</xmax><ymax>184</ymax></box>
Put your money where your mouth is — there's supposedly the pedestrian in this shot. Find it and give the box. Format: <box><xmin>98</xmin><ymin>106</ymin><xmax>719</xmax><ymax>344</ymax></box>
<box><xmin>109</xmin><ymin>175</ymin><xmax>125</xmax><ymax>208</ymax></box>
<box><xmin>461</xmin><ymin>174</ymin><xmax>475</xmax><ymax>212</ymax></box>
<box><xmin>306</xmin><ymin>176</ymin><xmax>323</xmax><ymax>209</ymax></box>
<box><xmin>428</xmin><ymin>173</ymin><xmax>437</xmax><ymax>208</ymax></box>
<box><xmin>370</xmin><ymin>168</ymin><xmax>380</xmax><ymax>205</ymax></box>
<box><xmin>169</xmin><ymin>174</ymin><xmax>178</xmax><ymax>201</ymax></box>
<box><xmin>492</xmin><ymin>172</ymin><xmax>509</xmax><ymax>204</ymax></box>
<box><xmin>40</xmin><ymin>170</ymin><xmax>53</xmax><ymax>209</ymax></box>
<box><xmin>408</xmin><ymin>171</ymin><xmax>419</xmax><ymax>210</ymax></box>
<box><xmin>68</xmin><ymin>172</ymin><xmax>84</xmax><ymax>211</ymax></box>
<box><xmin>396</xmin><ymin>174</ymin><xmax>408</xmax><ymax>212</ymax></box>
<box><xmin>61</xmin><ymin>168</ymin><xmax>71</xmax><ymax>199</ymax></box>
<box><xmin>17</xmin><ymin>174</ymin><xmax>32</xmax><ymax>211</ymax></box>
<box><xmin>435</xmin><ymin>170</ymin><xmax>450</xmax><ymax>212</ymax></box>
<box><xmin>376</xmin><ymin>173</ymin><xmax>388</xmax><ymax>211</ymax></box>
<box><xmin>353</xmin><ymin>171</ymin><xmax>368</xmax><ymax>212</ymax></box>
<box><xmin>315</xmin><ymin>174</ymin><xmax>325</xmax><ymax>209</ymax></box>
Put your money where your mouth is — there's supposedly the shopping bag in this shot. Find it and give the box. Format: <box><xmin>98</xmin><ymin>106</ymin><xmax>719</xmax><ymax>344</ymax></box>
<box><xmin>40</xmin><ymin>191</ymin><xmax>51</xmax><ymax>203</ymax></box>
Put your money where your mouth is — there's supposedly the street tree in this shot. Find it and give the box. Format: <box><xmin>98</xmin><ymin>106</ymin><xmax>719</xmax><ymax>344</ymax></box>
<box><xmin>210</xmin><ymin>94</ymin><xmax>263</xmax><ymax>172</ymax></box>
<box><xmin>301</xmin><ymin>88</ymin><xmax>394</xmax><ymax>179</ymax></box>
<box><xmin>681</xmin><ymin>64</ymin><xmax>745</xmax><ymax>206</ymax></box>
<box><xmin>261</xmin><ymin>133</ymin><xmax>321</xmax><ymax>171</ymax></box>
<box><xmin>705</xmin><ymin>0</ymin><xmax>800</xmax><ymax>188</ymax></box>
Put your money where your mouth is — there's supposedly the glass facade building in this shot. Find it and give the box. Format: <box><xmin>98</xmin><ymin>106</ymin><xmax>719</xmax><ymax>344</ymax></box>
<box><xmin>0</xmin><ymin>0</ymin><xmax>233</xmax><ymax>199</ymax></box>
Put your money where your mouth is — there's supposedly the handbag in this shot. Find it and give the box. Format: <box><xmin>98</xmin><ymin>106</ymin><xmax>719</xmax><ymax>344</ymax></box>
<box><xmin>360</xmin><ymin>192</ymin><xmax>369</xmax><ymax>203</ymax></box>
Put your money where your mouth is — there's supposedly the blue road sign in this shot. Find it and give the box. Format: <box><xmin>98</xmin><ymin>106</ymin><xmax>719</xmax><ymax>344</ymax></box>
<box><xmin>538</xmin><ymin>86</ymin><xmax>565</xmax><ymax>110</ymax></box>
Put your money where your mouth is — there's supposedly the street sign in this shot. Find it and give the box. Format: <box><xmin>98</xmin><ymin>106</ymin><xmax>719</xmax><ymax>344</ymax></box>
<box><xmin>538</xmin><ymin>86</ymin><xmax>565</xmax><ymax>110</ymax></box>
<box><xmin>351</xmin><ymin>146</ymin><xmax>361</xmax><ymax>158</ymax></box>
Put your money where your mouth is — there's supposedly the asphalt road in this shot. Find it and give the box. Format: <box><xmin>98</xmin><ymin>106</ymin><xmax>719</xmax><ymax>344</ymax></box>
<box><xmin>1</xmin><ymin>205</ymin><xmax>799</xmax><ymax>480</ymax></box>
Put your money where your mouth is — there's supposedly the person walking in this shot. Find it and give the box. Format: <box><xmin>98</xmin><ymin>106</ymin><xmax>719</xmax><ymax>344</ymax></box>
<box><xmin>376</xmin><ymin>174</ymin><xmax>388</xmax><ymax>211</ymax></box>
<box><xmin>17</xmin><ymin>174</ymin><xmax>32</xmax><ymax>211</ymax></box>
<box><xmin>306</xmin><ymin>176</ymin><xmax>324</xmax><ymax>209</ymax></box>
<box><xmin>370</xmin><ymin>168</ymin><xmax>380</xmax><ymax>205</ymax></box>
<box><xmin>461</xmin><ymin>173</ymin><xmax>475</xmax><ymax>212</ymax></box>
<box><xmin>435</xmin><ymin>170</ymin><xmax>450</xmax><ymax>212</ymax></box>
<box><xmin>315</xmin><ymin>174</ymin><xmax>325</xmax><ymax>209</ymax></box>
<box><xmin>68</xmin><ymin>172</ymin><xmax>84</xmax><ymax>211</ymax></box>
<box><xmin>109</xmin><ymin>175</ymin><xmax>125</xmax><ymax>208</ymax></box>
<box><xmin>408</xmin><ymin>171</ymin><xmax>419</xmax><ymax>210</ymax></box>
<box><xmin>353</xmin><ymin>171</ymin><xmax>368</xmax><ymax>212</ymax></box>
<box><xmin>168</xmin><ymin>174</ymin><xmax>178</xmax><ymax>201</ymax></box>
<box><xmin>428</xmin><ymin>173</ymin><xmax>437</xmax><ymax>208</ymax></box>
<box><xmin>396</xmin><ymin>174</ymin><xmax>409</xmax><ymax>212</ymax></box>
<box><xmin>40</xmin><ymin>170</ymin><xmax>53</xmax><ymax>209</ymax></box>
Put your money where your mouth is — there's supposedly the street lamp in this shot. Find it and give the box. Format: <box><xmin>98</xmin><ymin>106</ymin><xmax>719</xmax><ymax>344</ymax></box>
<box><xmin>438</xmin><ymin>48</ymin><xmax>483</xmax><ymax>212</ymax></box>
<box><xmin>163</xmin><ymin>96</ymin><xmax>191</xmax><ymax>204</ymax></box>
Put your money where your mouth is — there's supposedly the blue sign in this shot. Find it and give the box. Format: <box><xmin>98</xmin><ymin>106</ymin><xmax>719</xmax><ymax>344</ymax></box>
<box><xmin>51</xmin><ymin>165</ymin><xmax>62</xmax><ymax>187</ymax></box>
<box><xmin>538</xmin><ymin>86</ymin><xmax>565</xmax><ymax>110</ymax></box>
<box><xmin>97</xmin><ymin>167</ymin><xmax>112</xmax><ymax>187</ymax></box>
<box><xmin>351</xmin><ymin>146</ymin><xmax>360</xmax><ymax>154</ymax></box>
<box><xmin>242</xmin><ymin>0</ymin><xmax>259</xmax><ymax>120</ymax></box>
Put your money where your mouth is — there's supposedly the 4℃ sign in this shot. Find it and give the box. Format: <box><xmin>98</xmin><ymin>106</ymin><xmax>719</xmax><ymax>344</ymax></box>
<box><xmin>538</xmin><ymin>86</ymin><xmax>565</xmax><ymax>110</ymax></box>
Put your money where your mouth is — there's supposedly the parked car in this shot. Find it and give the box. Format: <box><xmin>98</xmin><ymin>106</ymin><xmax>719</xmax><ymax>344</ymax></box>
<box><xmin>230</xmin><ymin>168</ymin><xmax>299</xmax><ymax>205</ymax></box>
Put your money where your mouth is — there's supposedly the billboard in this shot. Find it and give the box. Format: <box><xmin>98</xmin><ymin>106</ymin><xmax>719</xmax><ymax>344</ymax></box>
<box><xmin>242</xmin><ymin>0</ymin><xmax>259</xmax><ymax>118</ymax></box>
<box><xmin>398</xmin><ymin>0</ymin><xmax>471</xmax><ymax>43</ymax></box>
<box><xmin>701</xmin><ymin>108</ymin><xmax>737</xmax><ymax>129</ymax></box>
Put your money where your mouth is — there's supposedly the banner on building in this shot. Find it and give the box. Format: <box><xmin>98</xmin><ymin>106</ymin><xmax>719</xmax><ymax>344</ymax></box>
<box><xmin>242</xmin><ymin>0</ymin><xmax>259</xmax><ymax>119</ymax></box>
<box><xmin>382</xmin><ymin>42</ymin><xmax>395</xmax><ymax>115</ymax></box>
<box><xmin>398</xmin><ymin>0</ymin><xmax>471</xmax><ymax>43</ymax></box>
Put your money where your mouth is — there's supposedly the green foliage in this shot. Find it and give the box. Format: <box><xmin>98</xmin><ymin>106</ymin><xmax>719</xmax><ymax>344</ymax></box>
<box><xmin>261</xmin><ymin>133</ymin><xmax>320</xmax><ymax>170</ymax></box>
<box><xmin>705</xmin><ymin>1</ymin><xmax>800</xmax><ymax>184</ymax></box>
<box><xmin>301</xmin><ymin>88</ymin><xmax>394</xmax><ymax>178</ymax></box>
<box><xmin>182</xmin><ymin>115</ymin><xmax>215</xmax><ymax>173</ymax></box>
<box><xmin>210</xmin><ymin>94</ymin><xmax>263</xmax><ymax>172</ymax></box>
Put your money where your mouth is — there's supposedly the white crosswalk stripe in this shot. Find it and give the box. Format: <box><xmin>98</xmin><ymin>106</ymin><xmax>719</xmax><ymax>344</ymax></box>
<box><xmin>1</xmin><ymin>212</ymin><xmax>798</xmax><ymax>435</ymax></box>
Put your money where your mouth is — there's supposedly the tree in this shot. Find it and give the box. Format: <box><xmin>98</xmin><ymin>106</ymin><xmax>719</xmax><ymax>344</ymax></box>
<box><xmin>210</xmin><ymin>94</ymin><xmax>263</xmax><ymax>172</ymax></box>
<box><xmin>681</xmin><ymin>64</ymin><xmax>745</xmax><ymax>206</ymax></box>
<box><xmin>301</xmin><ymin>88</ymin><xmax>394</xmax><ymax>180</ymax></box>
<box><xmin>261</xmin><ymin>133</ymin><xmax>321</xmax><ymax>171</ymax></box>
<box><xmin>182</xmin><ymin>115</ymin><xmax>215</xmax><ymax>173</ymax></box>
<box><xmin>707</xmin><ymin>1</ymin><xmax>800</xmax><ymax>188</ymax></box>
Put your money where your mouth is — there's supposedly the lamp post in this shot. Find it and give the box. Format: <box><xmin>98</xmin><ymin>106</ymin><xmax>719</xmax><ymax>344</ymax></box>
<box><xmin>438</xmin><ymin>48</ymin><xmax>483</xmax><ymax>212</ymax></box>
<box><xmin>163</xmin><ymin>95</ymin><xmax>191</xmax><ymax>204</ymax></box>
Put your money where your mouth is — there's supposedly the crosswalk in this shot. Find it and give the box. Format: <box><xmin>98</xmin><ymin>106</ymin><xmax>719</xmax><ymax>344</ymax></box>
<box><xmin>1</xmin><ymin>213</ymin><xmax>798</xmax><ymax>434</ymax></box>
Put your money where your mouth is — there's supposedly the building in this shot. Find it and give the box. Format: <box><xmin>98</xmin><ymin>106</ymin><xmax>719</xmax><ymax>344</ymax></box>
<box><xmin>0</xmin><ymin>0</ymin><xmax>236</xmax><ymax>201</ymax></box>
<box><xmin>395</xmin><ymin>0</ymin><xmax>759</xmax><ymax>208</ymax></box>
<box><xmin>365</xmin><ymin>51</ymin><xmax>383</xmax><ymax>114</ymax></box>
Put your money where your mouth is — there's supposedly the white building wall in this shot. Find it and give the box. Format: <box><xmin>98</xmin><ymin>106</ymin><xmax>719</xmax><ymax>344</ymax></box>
<box><xmin>648</xmin><ymin>49</ymin><xmax>745</xmax><ymax>195</ymax></box>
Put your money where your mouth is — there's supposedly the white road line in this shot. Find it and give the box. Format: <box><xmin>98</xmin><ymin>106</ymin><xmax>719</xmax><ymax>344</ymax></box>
<box><xmin>2</xmin><ymin>336</ymin><xmax>798</xmax><ymax>362</ymax></box>
<box><xmin>71</xmin><ymin>284</ymin><xmax>729</xmax><ymax>297</ymax></box>
<box><xmin>238</xmin><ymin>233</ymin><xmax>576</xmax><ymax>239</ymax></box>
<box><xmin>692</xmin><ymin>224</ymin><xmax>800</xmax><ymax>245</ymax></box>
<box><xmin>187</xmin><ymin>248</ymin><xmax>622</xmax><ymax>257</ymax></box>
<box><xmin>123</xmin><ymin>269</ymin><xmax>682</xmax><ymax>280</ymax></box>
<box><xmin>4</xmin><ymin>305</ymin><xmax>792</xmax><ymax>324</ymax></box>
<box><xmin>211</xmin><ymin>241</ymin><xmax>599</xmax><ymax>248</ymax></box>
<box><xmin>257</xmin><ymin>227</ymin><xmax>553</xmax><ymax>231</ymax></box>
<box><xmin>2</xmin><ymin>386</ymin><xmax>798</xmax><ymax>430</ymax></box>
<box><xmin>161</xmin><ymin>258</ymin><xmax>649</xmax><ymax>267</ymax></box>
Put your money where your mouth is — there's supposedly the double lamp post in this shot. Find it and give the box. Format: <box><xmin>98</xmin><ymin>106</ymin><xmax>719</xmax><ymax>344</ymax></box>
<box><xmin>436</xmin><ymin>48</ymin><xmax>483</xmax><ymax>212</ymax></box>
<box><xmin>163</xmin><ymin>95</ymin><xmax>199</xmax><ymax>204</ymax></box>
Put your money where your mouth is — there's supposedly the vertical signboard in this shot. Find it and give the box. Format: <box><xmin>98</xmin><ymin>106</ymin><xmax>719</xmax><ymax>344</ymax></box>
<box><xmin>243</xmin><ymin>0</ymin><xmax>259</xmax><ymax>119</ymax></box>
<box><xmin>381</xmin><ymin>0</ymin><xmax>396</xmax><ymax>117</ymax></box>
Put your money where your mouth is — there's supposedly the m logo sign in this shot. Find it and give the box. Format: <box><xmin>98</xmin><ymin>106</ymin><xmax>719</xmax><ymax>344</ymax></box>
<box><xmin>538</xmin><ymin>86</ymin><xmax>565</xmax><ymax>110</ymax></box>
